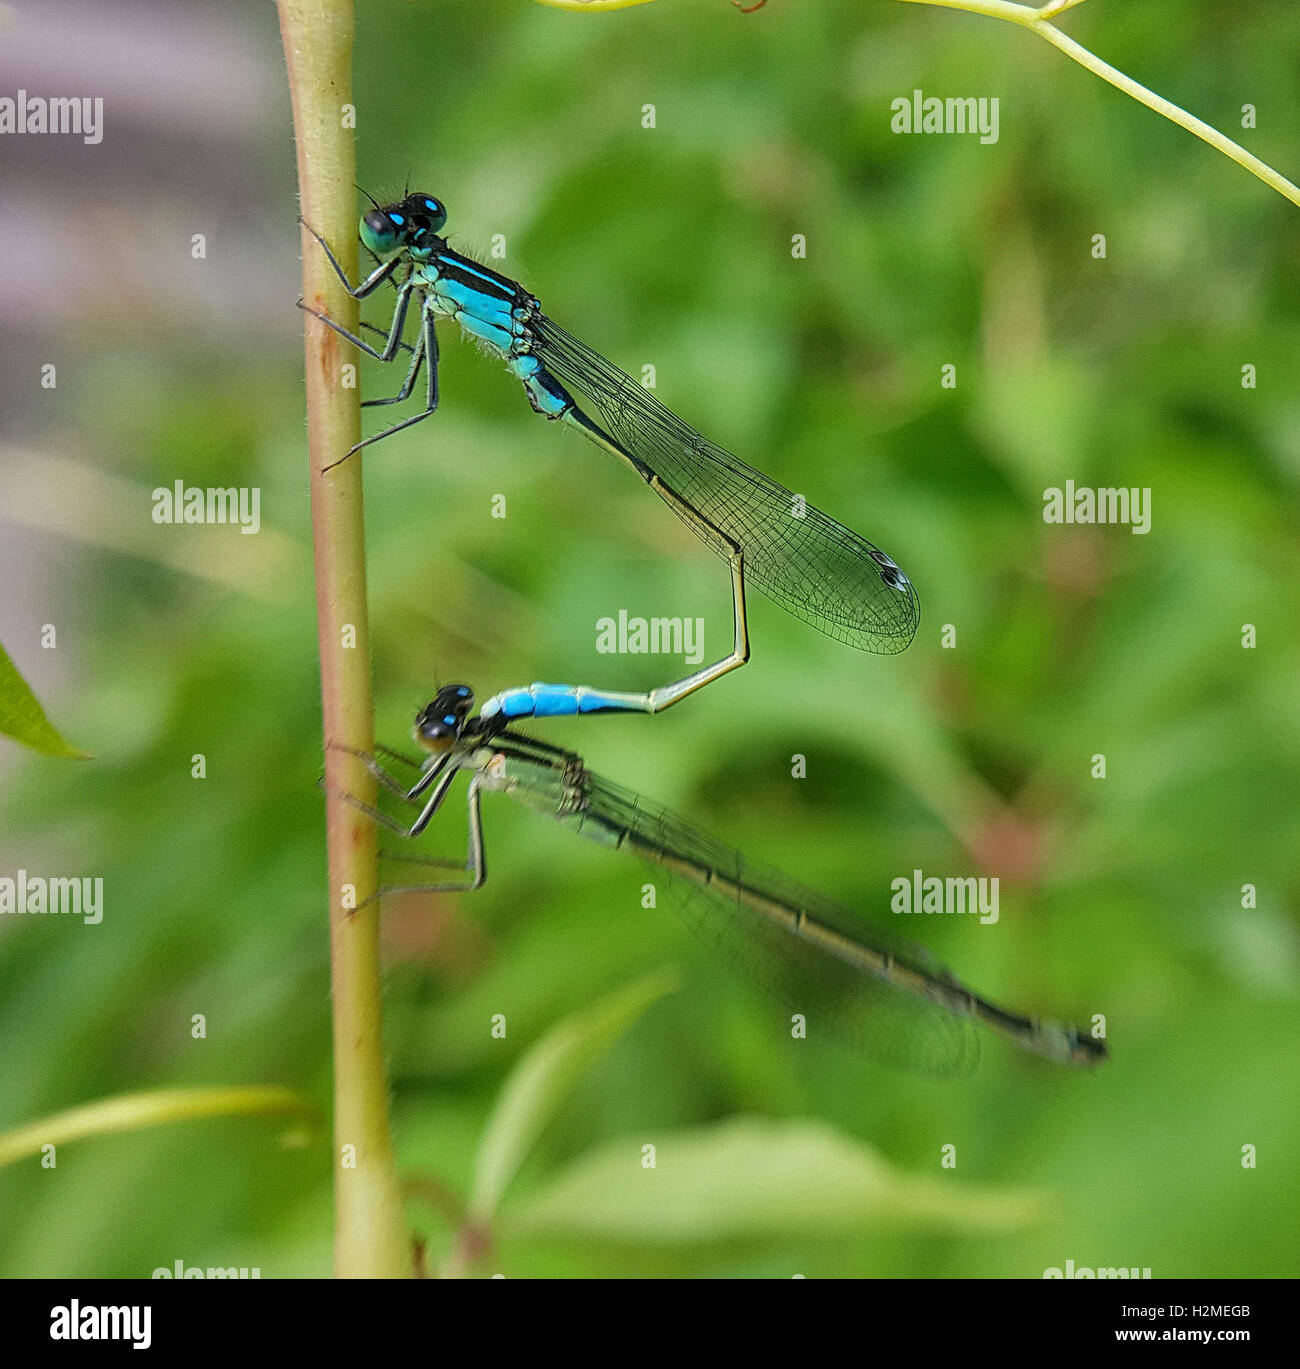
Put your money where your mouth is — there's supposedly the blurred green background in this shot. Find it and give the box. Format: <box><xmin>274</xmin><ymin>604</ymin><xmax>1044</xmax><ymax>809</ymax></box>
<box><xmin>1</xmin><ymin>0</ymin><xmax>1298</xmax><ymax>1277</ymax></box>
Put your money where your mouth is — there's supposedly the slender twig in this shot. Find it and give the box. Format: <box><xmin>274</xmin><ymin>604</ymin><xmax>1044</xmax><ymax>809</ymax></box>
<box><xmin>888</xmin><ymin>0</ymin><xmax>1300</xmax><ymax>209</ymax></box>
<box><xmin>277</xmin><ymin>0</ymin><xmax>411</xmax><ymax>1278</ymax></box>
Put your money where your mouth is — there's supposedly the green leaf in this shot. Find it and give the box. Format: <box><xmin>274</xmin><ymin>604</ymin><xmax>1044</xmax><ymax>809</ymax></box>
<box><xmin>507</xmin><ymin>1115</ymin><xmax>1047</xmax><ymax>1242</ymax></box>
<box><xmin>531</xmin><ymin>0</ymin><xmax>660</xmax><ymax>11</ymax></box>
<box><xmin>0</xmin><ymin>1086</ymin><xmax>320</xmax><ymax>1169</ymax></box>
<box><xmin>468</xmin><ymin>968</ymin><xmax>679</xmax><ymax>1222</ymax></box>
<box><xmin>0</xmin><ymin>641</ymin><xmax>89</xmax><ymax>759</ymax></box>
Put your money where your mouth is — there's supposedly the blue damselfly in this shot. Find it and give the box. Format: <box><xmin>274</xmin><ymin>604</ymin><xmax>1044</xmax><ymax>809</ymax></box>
<box><xmin>334</xmin><ymin>684</ymin><xmax>1108</xmax><ymax>1076</ymax></box>
<box><xmin>301</xmin><ymin>194</ymin><xmax>920</xmax><ymax>712</ymax></box>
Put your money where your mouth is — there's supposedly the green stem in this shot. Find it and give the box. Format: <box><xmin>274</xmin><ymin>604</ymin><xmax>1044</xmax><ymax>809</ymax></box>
<box><xmin>276</xmin><ymin>0</ymin><xmax>411</xmax><ymax>1278</ymax></box>
<box><xmin>889</xmin><ymin>0</ymin><xmax>1300</xmax><ymax>210</ymax></box>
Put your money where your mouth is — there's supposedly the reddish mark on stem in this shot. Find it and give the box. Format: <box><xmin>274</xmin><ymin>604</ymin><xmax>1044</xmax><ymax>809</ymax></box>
<box><xmin>734</xmin><ymin>0</ymin><xmax>767</xmax><ymax>11</ymax></box>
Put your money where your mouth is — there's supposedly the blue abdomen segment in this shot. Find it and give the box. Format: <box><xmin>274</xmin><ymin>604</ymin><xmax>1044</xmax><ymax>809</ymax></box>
<box><xmin>508</xmin><ymin>352</ymin><xmax>573</xmax><ymax>419</ymax></box>
<box><xmin>480</xmin><ymin>683</ymin><xmax>643</xmax><ymax>720</ymax></box>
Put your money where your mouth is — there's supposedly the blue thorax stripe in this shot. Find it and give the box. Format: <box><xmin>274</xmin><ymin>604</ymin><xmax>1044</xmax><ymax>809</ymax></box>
<box><xmin>432</xmin><ymin>247</ymin><xmax>521</xmax><ymax>304</ymax></box>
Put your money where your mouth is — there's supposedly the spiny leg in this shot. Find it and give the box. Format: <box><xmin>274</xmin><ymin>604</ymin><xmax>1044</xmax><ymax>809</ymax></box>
<box><xmin>422</xmin><ymin>309</ymin><xmax>440</xmax><ymax>417</ymax></box>
<box><xmin>325</xmin><ymin>753</ymin><xmax>481</xmax><ymax>888</ymax></box>
<box><xmin>323</xmin><ymin>402</ymin><xmax>436</xmax><ymax>472</ymax></box>
<box><xmin>325</xmin><ymin>784</ymin><xmax>433</xmax><ymax>837</ymax></box>
<box><xmin>378</xmin><ymin>775</ymin><xmax>488</xmax><ymax>895</ymax></box>
<box><xmin>363</xmin><ymin>243</ymin><xmax>405</xmax><ymax>299</ymax></box>
<box><xmin>326</xmin><ymin>740</ymin><xmax>415</xmax><ymax>799</ymax></box>
<box><xmin>299</xmin><ymin>218</ymin><xmax>416</xmax><ymax>372</ymax></box>
<box><xmin>362</xmin><ymin>325</ymin><xmax>426</xmax><ymax>408</ymax></box>
<box><xmin>374</xmin><ymin>308</ymin><xmax>439</xmax><ymax>422</ymax></box>
<box><xmin>378</xmin><ymin>850</ymin><xmax>475</xmax><ymax>876</ymax></box>
<box><xmin>374</xmin><ymin>741</ymin><xmax>425</xmax><ymax>772</ymax></box>
<box><xmin>327</xmin><ymin>740</ymin><xmax>450</xmax><ymax>803</ymax></box>
<box><xmin>404</xmin><ymin>757</ymin><xmax>477</xmax><ymax>837</ymax></box>
<box><xmin>298</xmin><ymin>219</ymin><xmax>418</xmax><ymax>377</ymax></box>
<box><xmin>360</xmin><ymin>320</ymin><xmax>416</xmax><ymax>357</ymax></box>
<box><xmin>330</xmin><ymin>752</ymin><xmax>463</xmax><ymax>836</ymax></box>
<box><xmin>300</xmin><ymin>217</ymin><xmax>399</xmax><ymax>299</ymax></box>
<box><xmin>323</xmin><ymin>309</ymin><xmax>442</xmax><ymax>471</ymax></box>
<box><xmin>299</xmin><ymin>273</ymin><xmax>417</xmax><ymax>364</ymax></box>
<box><xmin>326</xmin><ymin>778</ymin><xmax>483</xmax><ymax>908</ymax></box>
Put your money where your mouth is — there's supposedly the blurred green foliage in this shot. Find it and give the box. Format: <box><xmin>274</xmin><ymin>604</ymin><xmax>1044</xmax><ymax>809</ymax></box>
<box><xmin>1</xmin><ymin>0</ymin><xmax>1298</xmax><ymax>1277</ymax></box>
<box><xmin>0</xmin><ymin>642</ymin><xmax>88</xmax><ymax>759</ymax></box>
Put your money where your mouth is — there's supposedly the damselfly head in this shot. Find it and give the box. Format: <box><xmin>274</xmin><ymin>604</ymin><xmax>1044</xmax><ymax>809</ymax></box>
<box><xmin>359</xmin><ymin>192</ymin><xmax>448</xmax><ymax>257</ymax></box>
<box><xmin>413</xmin><ymin>684</ymin><xmax>473</xmax><ymax>753</ymax></box>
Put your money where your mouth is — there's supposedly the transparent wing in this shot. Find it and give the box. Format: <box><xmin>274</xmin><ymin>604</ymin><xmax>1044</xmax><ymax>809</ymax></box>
<box><xmin>534</xmin><ymin>314</ymin><xmax>921</xmax><ymax>654</ymax></box>
<box><xmin>563</xmin><ymin>769</ymin><xmax>980</xmax><ymax>1078</ymax></box>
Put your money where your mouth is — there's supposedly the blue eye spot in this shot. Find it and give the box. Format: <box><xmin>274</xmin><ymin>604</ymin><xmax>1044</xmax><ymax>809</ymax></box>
<box><xmin>424</xmin><ymin>199</ymin><xmax>436</xmax><ymax>210</ymax></box>
<box><xmin>442</xmin><ymin>715</ymin><xmax>456</xmax><ymax>727</ymax></box>
<box><xmin>456</xmin><ymin>687</ymin><xmax>469</xmax><ymax>696</ymax></box>
<box><xmin>389</xmin><ymin>212</ymin><xmax>405</xmax><ymax>225</ymax></box>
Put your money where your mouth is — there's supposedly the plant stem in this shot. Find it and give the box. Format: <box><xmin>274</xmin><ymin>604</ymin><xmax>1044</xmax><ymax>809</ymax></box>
<box><xmin>277</xmin><ymin>0</ymin><xmax>411</xmax><ymax>1278</ymax></box>
<box><xmin>889</xmin><ymin>0</ymin><xmax>1300</xmax><ymax>210</ymax></box>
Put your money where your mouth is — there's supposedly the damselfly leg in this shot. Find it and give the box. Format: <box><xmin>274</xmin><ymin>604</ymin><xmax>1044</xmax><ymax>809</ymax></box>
<box><xmin>325</xmin><ymin>741</ymin><xmax>486</xmax><ymax>896</ymax></box>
